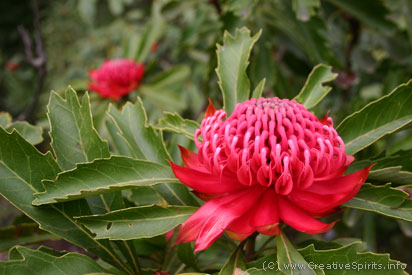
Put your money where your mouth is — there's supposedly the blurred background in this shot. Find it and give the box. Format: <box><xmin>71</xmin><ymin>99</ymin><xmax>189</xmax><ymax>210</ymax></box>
<box><xmin>1</xmin><ymin>0</ymin><xmax>412</xmax><ymax>270</ymax></box>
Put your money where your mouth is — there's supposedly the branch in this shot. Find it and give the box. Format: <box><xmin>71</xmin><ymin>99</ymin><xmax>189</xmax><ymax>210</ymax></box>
<box><xmin>17</xmin><ymin>0</ymin><xmax>46</xmax><ymax>123</ymax></box>
<box><xmin>209</xmin><ymin>0</ymin><xmax>222</xmax><ymax>15</ymax></box>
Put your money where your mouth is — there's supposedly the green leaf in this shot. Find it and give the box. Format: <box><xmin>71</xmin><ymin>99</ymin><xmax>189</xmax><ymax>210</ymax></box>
<box><xmin>348</xmin><ymin>150</ymin><xmax>412</xmax><ymax>185</ymax></box>
<box><xmin>107</xmin><ymin>99</ymin><xmax>170</xmax><ymax>164</ymax></box>
<box><xmin>294</xmin><ymin>64</ymin><xmax>338</xmax><ymax>109</ymax></box>
<box><xmin>337</xmin><ymin>80</ymin><xmax>412</xmax><ymax>155</ymax></box>
<box><xmin>177</xmin><ymin>243</ymin><xmax>198</xmax><ymax>270</ymax></box>
<box><xmin>106</xmin><ymin>117</ymin><xmax>133</xmax><ymax>157</ymax></box>
<box><xmin>292</xmin><ymin>0</ymin><xmax>320</xmax><ymax>21</ymax></box>
<box><xmin>0</xmin><ymin>129</ymin><xmax>127</xmax><ymax>271</ymax></box>
<box><xmin>6</xmin><ymin>122</ymin><xmax>43</xmax><ymax>145</ymax></box>
<box><xmin>265</xmin><ymin>2</ymin><xmax>340</xmax><ymax>66</ymax></box>
<box><xmin>0</xmin><ymin>112</ymin><xmax>11</xmax><ymax>127</ymax></box>
<box><xmin>0</xmin><ymin>246</ymin><xmax>113</xmax><ymax>275</ymax></box>
<box><xmin>48</xmin><ymin>87</ymin><xmax>110</xmax><ymax>170</ymax></box>
<box><xmin>0</xmin><ymin>223</ymin><xmax>58</xmax><ymax>252</ymax></box>
<box><xmin>218</xmin><ymin>245</ymin><xmax>246</xmax><ymax>275</ymax></box>
<box><xmin>135</xmin><ymin>1</ymin><xmax>165</xmax><ymax>62</ymax></box>
<box><xmin>124</xmin><ymin>186</ymin><xmax>164</xmax><ymax>206</ymax></box>
<box><xmin>107</xmin><ymin>99</ymin><xmax>197</xmax><ymax>206</ymax></box>
<box><xmin>139</xmin><ymin>65</ymin><xmax>190</xmax><ymax>112</ymax></box>
<box><xmin>216</xmin><ymin>27</ymin><xmax>261</xmax><ymax>114</ymax></box>
<box><xmin>325</xmin><ymin>0</ymin><xmax>396</xmax><ymax>33</ymax></box>
<box><xmin>344</xmin><ymin>183</ymin><xmax>412</xmax><ymax>222</ymax></box>
<box><xmin>156</xmin><ymin>112</ymin><xmax>200</xmax><ymax>141</ymax></box>
<box><xmin>299</xmin><ymin>242</ymin><xmax>407</xmax><ymax>274</ymax></box>
<box><xmin>276</xmin><ymin>231</ymin><xmax>317</xmax><ymax>275</ymax></box>
<box><xmin>48</xmin><ymin>87</ymin><xmax>125</xmax><ymax>222</ymax></box>
<box><xmin>0</xmin><ymin>112</ymin><xmax>43</xmax><ymax>145</ymax></box>
<box><xmin>145</xmin><ymin>65</ymin><xmax>190</xmax><ymax>90</ymax></box>
<box><xmin>33</xmin><ymin>156</ymin><xmax>176</xmax><ymax>205</ymax></box>
<box><xmin>76</xmin><ymin>205</ymin><xmax>197</xmax><ymax>240</ymax></box>
<box><xmin>248</xmin><ymin>240</ymin><xmax>406</xmax><ymax>274</ymax></box>
<box><xmin>251</xmin><ymin>78</ymin><xmax>266</xmax><ymax>99</ymax></box>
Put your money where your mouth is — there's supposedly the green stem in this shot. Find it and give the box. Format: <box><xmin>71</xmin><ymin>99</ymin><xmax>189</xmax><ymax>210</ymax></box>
<box><xmin>255</xmin><ymin>236</ymin><xmax>276</xmax><ymax>256</ymax></box>
<box><xmin>244</xmin><ymin>232</ymin><xmax>258</xmax><ymax>262</ymax></box>
<box><xmin>363</xmin><ymin>212</ymin><xmax>376</xmax><ymax>252</ymax></box>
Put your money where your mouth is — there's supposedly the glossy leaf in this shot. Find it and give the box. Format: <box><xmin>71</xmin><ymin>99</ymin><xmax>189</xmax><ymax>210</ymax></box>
<box><xmin>107</xmin><ymin>99</ymin><xmax>197</xmax><ymax>206</ymax></box>
<box><xmin>105</xmin><ymin>116</ymin><xmax>134</xmax><ymax>157</ymax></box>
<box><xmin>156</xmin><ymin>112</ymin><xmax>200</xmax><ymax>140</ymax></box>
<box><xmin>216</xmin><ymin>27</ymin><xmax>261</xmax><ymax>114</ymax></box>
<box><xmin>299</xmin><ymin>242</ymin><xmax>407</xmax><ymax>274</ymax></box>
<box><xmin>139</xmin><ymin>65</ymin><xmax>190</xmax><ymax>112</ymax></box>
<box><xmin>294</xmin><ymin>64</ymin><xmax>338</xmax><ymax>109</ymax></box>
<box><xmin>0</xmin><ymin>112</ymin><xmax>43</xmax><ymax>145</ymax></box>
<box><xmin>0</xmin><ymin>129</ymin><xmax>127</xmax><ymax>271</ymax></box>
<box><xmin>344</xmin><ymin>183</ymin><xmax>412</xmax><ymax>222</ymax></box>
<box><xmin>218</xmin><ymin>245</ymin><xmax>246</xmax><ymax>275</ymax></box>
<box><xmin>124</xmin><ymin>186</ymin><xmax>164</xmax><ymax>206</ymax></box>
<box><xmin>177</xmin><ymin>243</ymin><xmax>198</xmax><ymax>270</ymax></box>
<box><xmin>47</xmin><ymin>87</ymin><xmax>124</xmax><ymax>219</ymax></box>
<box><xmin>48</xmin><ymin>87</ymin><xmax>110</xmax><ymax>170</ymax></box>
<box><xmin>76</xmin><ymin>205</ymin><xmax>197</xmax><ymax>240</ymax></box>
<box><xmin>348</xmin><ymin>150</ymin><xmax>412</xmax><ymax>185</ymax></box>
<box><xmin>0</xmin><ymin>112</ymin><xmax>11</xmax><ymax>127</ymax></box>
<box><xmin>107</xmin><ymin>99</ymin><xmax>170</xmax><ymax>164</ymax></box>
<box><xmin>276</xmin><ymin>231</ymin><xmax>317</xmax><ymax>275</ymax></box>
<box><xmin>251</xmin><ymin>78</ymin><xmax>266</xmax><ymax>99</ymax></box>
<box><xmin>0</xmin><ymin>246</ymin><xmax>112</xmax><ymax>275</ymax></box>
<box><xmin>33</xmin><ymin>156</ymin><xmax>176</xmax><ymax>205</ymax></box>
<box><xmin>337</xmin><ymin>80</ymin><xmax>412</xmax><ymax>155</ymax></box>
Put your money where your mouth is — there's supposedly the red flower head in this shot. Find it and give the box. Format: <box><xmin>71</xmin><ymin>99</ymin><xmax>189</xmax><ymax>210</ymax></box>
<box><xmin>88</xmin><ymin>59</ymin><xmax>144</xmax><ymax>100</ymax></box>
<box><xmin>5</xmin><ymin>61</ymin><xmax>19</xmax><ymax>72</ymax></box>
<box><xmin>170</xmin><ymin>97</ymin><xmax>372</xmax><ymax>251</ymax></box>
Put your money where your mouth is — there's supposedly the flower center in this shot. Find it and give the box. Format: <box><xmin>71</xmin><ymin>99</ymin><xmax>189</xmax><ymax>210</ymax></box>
<box><xmin>195</xmin><ymin>97</ymin><xmax>348</xmax><ymax>195</ymax></box>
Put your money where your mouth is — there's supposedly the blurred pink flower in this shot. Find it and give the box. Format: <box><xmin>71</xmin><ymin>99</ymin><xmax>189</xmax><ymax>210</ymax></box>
<box><xmin>88</xmin><ymin>59</ymin><xmax>144</xmax><ymax>100</ymax></box>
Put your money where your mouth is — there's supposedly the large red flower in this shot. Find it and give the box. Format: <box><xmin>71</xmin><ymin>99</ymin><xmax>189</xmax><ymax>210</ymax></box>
<box><xmin>88</xmin><ymin>59</ymin><xmax>144</xmax><ymax>100</ymax></box>
<box><xmin>170</xmin><ymin>97</ymin><xmax>371</xmax><ymax>251</ymax></box>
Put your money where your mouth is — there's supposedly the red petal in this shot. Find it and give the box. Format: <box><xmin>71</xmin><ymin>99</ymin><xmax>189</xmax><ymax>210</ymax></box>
<box><xmin>225</xmin><ymin>211</ymin><xmax>255</xmax><ymax>241</ymax></box>
<box><xmin>176</xmin><ymin>197</ymin><xmax>227</xmax><ymax>244</ymax></box>
<box><xmin>305</xmin><ymin>165</ymin><xmax>372</xmax><ymax>195</ymax></box>
<box><xmin>288</xmin><ymin>190</ymin><xmax>344</xmax><ymax>215</ymax></box>
<box><xmin>320</xmin><ymin>111</ymin><xmax>332</xmax><ymax>126</ymax></box>
<box><xmin>250</xmin><ymin>188</ymin><xmax>280</xmax><ymax>235</ymax></box>
<box><xmin>194</xmin><ymin>187</ymin><xmax>265</xmax><ymax>251</ymax></box>
<box><xmin>177</xmin><ymin>145</ymin><xmax>208</xmax><ymax>173</ymax></box>
<box><xmin>169</xmin><ymin>161</ymin><xmax>245</xmax><ymax>194</ymax></box>
<box><xmin>205</xmin><ymin>98</ymin><xmax>216</xmax><ymax>118</ymax></box>
<box><xmin>278</xmin><ymin>196</ymin><xmax>336</xmax><ymax>234</ymax></box>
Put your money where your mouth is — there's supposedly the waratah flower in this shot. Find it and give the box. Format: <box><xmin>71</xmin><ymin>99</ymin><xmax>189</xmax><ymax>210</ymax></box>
<box><xmin>88</xmin><ymin>59</ymin><xmax>144</xmax><ymax>100</ymax></box>
<box><xmin>169</xmin><ymin>97</ymin><xmax>371</xmax><ymax>251</ymax></box>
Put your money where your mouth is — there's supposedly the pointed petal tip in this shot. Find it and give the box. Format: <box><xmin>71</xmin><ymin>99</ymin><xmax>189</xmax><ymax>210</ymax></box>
<box><xmin>205</xmin><ymin>98</ymin><xmax>217</xmax><ymax>118</ymax></box>
<box><xmin>224</xmin><ymin>230</ymin><xmax>252</xmax><ymax>242</ymax></box>
<box><xmin>256</xmin><ymin>223</ymin><xmax>281</xmax><ymax>236</ymax></box>
<box><xmin>305</xmin><ymin>219</ymin><xmax>339</xmax><ymax>235</ymax></box>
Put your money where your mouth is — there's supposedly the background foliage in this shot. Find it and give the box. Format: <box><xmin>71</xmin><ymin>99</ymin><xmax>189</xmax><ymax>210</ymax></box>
<box><xmin>1</xmin><ymin>0</ymin><xmax>412</xmax><ymax>274</ymax></box>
